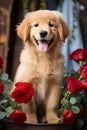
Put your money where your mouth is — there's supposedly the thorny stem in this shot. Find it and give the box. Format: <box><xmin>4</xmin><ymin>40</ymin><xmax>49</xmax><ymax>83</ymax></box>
<box><xmin>61</xmin><ymin>91</ymin><xmax>71</xmax><ymax>109</ymax></box>
<box><xmin>79</xmin><ymin>75</ymin><xmax>83</xmax><ymax>81</ymax></box>
<box><xmin>0</xmin><ymin>104</ymin><xmax>7</xmax><ymax>111</ymax></box>
<box><xmin>64</xmin><ymin>90</ymin><xmax>71</xmax><ymax>100</ymax></box>
<box><xmin>79</xmin><ymin>61</ymin><xmax>83</xmax><ymax>67</ymax></box>
<box><xmin>0</xmin><ymin>104</ymin><xmax>13</xmax><ymax>115</ymax></box>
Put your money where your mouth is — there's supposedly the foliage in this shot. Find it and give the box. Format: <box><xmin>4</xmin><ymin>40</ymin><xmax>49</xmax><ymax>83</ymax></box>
<box><xmin>0</xmin><ymin>57</ymin><xmax>35</xmax><ymax>127</ymax></box>
<box><xmin>0</xmin><ymin>71</ymin><xmax>18</xmax><ymax>129</ymax></box>
<box><xmin>58</xmin><ymin>49</ymin><xmax>87</xmax><ymax>130</ymax></box>
<box><xmin>0</xmin><ymin>58</ymin><xmax>27</xmax><ymax>127</ymax></box>
<box><xmin>0</xmin><ymin>72</ymin><xmax>15</xmax><ymax>120</ymax></box>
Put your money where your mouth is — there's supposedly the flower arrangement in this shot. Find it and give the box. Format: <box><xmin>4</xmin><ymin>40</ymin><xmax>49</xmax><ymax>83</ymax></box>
<box><xmin>58</xmin><ymin>49</ymin><xmax>87</xmax><ymax>130</ymax></box>
<box><xmin>9</xmin><ymin>82</ymin><xmax>34</xmax><ymax>125</ymax></box>
<box><xmin>0</xmin><ymin>48</ymin><xmax>87</xmax><ymax>130</ymax></box>
<box><xmin>0</xmin><ymin>57</ymin><xmax>34</xmax><ymax>128</ymax></box>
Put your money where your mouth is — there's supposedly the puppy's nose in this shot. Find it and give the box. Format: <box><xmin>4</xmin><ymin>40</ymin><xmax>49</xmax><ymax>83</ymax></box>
<box><xmin>40</xmin><ymin>30</ymin><xmax>47</xmax><ymax>38</ymax></box>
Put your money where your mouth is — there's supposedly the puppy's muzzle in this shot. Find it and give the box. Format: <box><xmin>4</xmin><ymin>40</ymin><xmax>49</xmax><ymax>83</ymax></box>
<box><xmin>40</xmin><ymin>30</ymin><xmax>48</xmax><ymax>38</ymax></box>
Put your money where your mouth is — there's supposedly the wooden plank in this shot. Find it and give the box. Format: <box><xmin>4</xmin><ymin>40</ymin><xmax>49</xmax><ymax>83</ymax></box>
<box><xmin>79</xmin><ymin>0</ymin><xmax>87</xmax><ymax>49</ymax></box>
<box><xmin>0</xmin><ymin>0</ymin><xmax>13</xmax><ymax>71</ymax></box>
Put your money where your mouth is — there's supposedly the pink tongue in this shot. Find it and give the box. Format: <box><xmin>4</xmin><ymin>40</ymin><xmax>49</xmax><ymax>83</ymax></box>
<box><xmin>38</xmin><ymin>41</ymin><xmax>48</xmax><ymax>52</ymax></box>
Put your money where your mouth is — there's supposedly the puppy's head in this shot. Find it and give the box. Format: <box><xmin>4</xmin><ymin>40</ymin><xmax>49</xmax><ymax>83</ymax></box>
<box><xmin>17</xmin><ymin>10</ymin><xmax>69</xmax><ymax>52</ymax></box>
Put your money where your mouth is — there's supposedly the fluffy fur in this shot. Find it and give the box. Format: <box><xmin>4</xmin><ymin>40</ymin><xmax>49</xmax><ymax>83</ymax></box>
<box><xmin>12</xmin><ymin>10</ymin><xmax>69</xmax><ymax>123</ymax></box>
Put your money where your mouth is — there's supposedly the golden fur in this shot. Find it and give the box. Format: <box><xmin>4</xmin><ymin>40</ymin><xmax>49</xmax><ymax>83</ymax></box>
<box><xmin>12</xmin><ymin>10</ymin><xmax>69</xmax><ymax>123</ymax></box>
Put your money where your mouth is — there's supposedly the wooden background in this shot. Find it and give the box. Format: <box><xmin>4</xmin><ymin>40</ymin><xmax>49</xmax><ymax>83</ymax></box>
<box><xmin>0</xmin><ymin>0</ymin><xmax>87</xmax><ymax>80</ymax></box>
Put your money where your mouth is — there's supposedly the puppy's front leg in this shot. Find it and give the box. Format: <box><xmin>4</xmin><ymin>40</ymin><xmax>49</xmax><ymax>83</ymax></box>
<box><xmin>46</xmin><ymin>84</ymin><xmax>61</xmax><ymax>123</ymax></box>
<box><xmin>21</xmin><ymin>97</ymin><xmax>38</xmax><ymax>123</ymax></box>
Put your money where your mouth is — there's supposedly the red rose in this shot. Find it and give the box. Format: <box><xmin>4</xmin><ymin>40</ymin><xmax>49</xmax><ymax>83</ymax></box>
<box><xmin>0</xmin><ymin>57</ymin><xmax>3</xmax><ymax>69</ymax></box>
<box><xmin>12</xmin><ymin>82</ymin><xmax>34</xmax><ymax>103</ymax></box>
<box><xmin>9</xmin><ymin>110</ymin><xmax>27</xmax><ymax>125</ymax></box>
<box><xmin>69</xmin><ymin>49</ymin><xmax>87</xmax><ymax>62</ymax></box>
<box><xmin>63</xmin><ymin>109</ymin><xmax>77</xmax><ymax>125</ymax></box>
<box><xmin>80</xmin><ymin>63</ymin><xmax>87</xmax><ymax>79</ymax></box>
<box><xmin>0</xmin><ymin>82</ymin><xmax>4</xmax><ymax>96</ymax></box>
<box><xmin>82</xmin><ymin>79</ymin><xmax>87</xmax><ymax>94</ymax></box>
<box><xmin>67</xmin><ymin>76</ymin><xmax>83</xmax><ymax>93</ymax></box>
<box><xmin>83</xmin><ymin>106</ymin><xmax>87</xmax><ymax>119</ymax></box>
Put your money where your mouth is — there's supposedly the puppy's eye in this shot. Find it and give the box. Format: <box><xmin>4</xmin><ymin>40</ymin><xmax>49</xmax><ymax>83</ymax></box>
<box><xmin>49</xmin><ymin>23</ymin><xmax>54</xmax><ymax>27</ymax></box>
<box><xmin>34</xmin><ymin>23</ymin><xmax>39</xmax><ymax>27</ymax></box>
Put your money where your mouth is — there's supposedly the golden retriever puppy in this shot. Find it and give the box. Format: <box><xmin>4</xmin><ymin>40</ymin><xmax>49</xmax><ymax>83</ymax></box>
<box><xmin>12</xmin><ymin>10</ymin><xmax>69</xmax><ymax>123</ymax></box>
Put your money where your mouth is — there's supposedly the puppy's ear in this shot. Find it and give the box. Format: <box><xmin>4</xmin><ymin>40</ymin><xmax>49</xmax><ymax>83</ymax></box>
<box><xmin>52</xmin><ymin>11</ymin><xmax>69</xmax><ymax>42</ymax></box>
<box><xmin>58</xmin><ymin>18</ymin><xmax>69</xmax><ymax>42</ymax></box>
<box><xmin>16</xmin><ymin>18</ymin><xmax>30</xmax><ymax>42</ymax></box>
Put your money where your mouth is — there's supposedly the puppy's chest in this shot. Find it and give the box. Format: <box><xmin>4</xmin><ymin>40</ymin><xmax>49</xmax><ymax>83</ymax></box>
<box><xmin>37</xmin><ymin>77</ymin><xmax>47</xmax><ymax>102</ymax></box>
<box><xmin>35</xmin><ymin>60</ymin><xmax>50</xmax><ymax>101</ymax></box>
<box><xmin>31</xmin><ymin>58</ymin><xmax>57</xmax><ymax>101</ymax></box>
<box><xmin>38</xmin><ymin>61</ymin><xmax>50</xmax><ymax>75</ymax></box>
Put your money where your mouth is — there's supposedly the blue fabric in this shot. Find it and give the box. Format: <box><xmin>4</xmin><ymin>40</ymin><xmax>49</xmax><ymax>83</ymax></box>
<box><xmin>58</xmin><ymin>0</ymin><xmax>83</xmax><ymax>71</ymax></box>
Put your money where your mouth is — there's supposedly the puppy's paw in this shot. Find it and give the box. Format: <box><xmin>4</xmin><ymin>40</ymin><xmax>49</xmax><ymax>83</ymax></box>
<box><xmin>48</xmin><ymin>118</ymin><xmax>59</xmax><ymax>123</ymax></box>
<box><xmin>25</xmin><ymin>119</ymin><xmax>38</xmax><ymax>124</ymax></box>
<box><xmin>26</xmin><ymin>115</ymin><xmax>38</xmax><ymax>124</ymax></box>
<box><xmin>47</xmin><ymin>113</ymin><xmax>59</xmax><ymax>124</ymax></box>
<box><xmin>47</xmin><ymin>116</ymin><xmax>59</xmax><ymax>124</ymax></box>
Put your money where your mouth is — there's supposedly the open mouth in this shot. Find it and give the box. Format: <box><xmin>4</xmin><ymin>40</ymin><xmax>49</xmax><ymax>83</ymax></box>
<box><xmin>33</xmin><ymin>36</ymin><xmax>54</xmax><ymax>52</ymax></box>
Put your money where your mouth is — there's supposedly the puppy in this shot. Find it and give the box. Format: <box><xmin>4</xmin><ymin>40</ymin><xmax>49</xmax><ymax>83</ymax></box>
<box><xmin>12</xmin><ymin>10</ymin><xmax>69</xmax><ymax>123</ymax></box>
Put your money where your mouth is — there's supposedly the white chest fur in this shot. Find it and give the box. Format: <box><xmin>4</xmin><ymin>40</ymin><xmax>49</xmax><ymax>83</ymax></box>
<box><xmin>37</xmin><ymin>77</ymin><xmax>47</xmax><ymax>102</ymax></box>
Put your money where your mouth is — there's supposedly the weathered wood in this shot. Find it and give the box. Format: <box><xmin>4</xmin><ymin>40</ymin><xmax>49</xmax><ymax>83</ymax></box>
<box><xmin>0</xmin><ymin>0</ymin><xmax>13</xmax><ymax>71</ymax></box>
<box><xmin>6</xmin><ymin>122</ymin><xmax>73</xmax><ymax>130</ymax></box>
<box><xmin>6</xmin><ymin>0</ymin><xmax>24</xmax><ymax>80</ymax></box>
<box><xmin>79</xmin><ymin>0</ymin><xmax>87</xmax><ymax>49</ymax></box>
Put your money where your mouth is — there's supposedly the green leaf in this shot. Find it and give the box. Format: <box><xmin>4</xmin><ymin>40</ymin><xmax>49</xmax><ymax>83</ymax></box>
<box><xmin>70</xmin><ymin>93</ymin><xmax>82</xmax><ymax>103</ymax></box>
<box><xmin>58</xmin><ymin>108</ymin><xmax>64</xmax><ymax>117</ymax></box>
<box><xmin>0</xmin><ymin>111</ymin><xmax>6</xmax><ymax>119</ymax></box>
<box><xmin>62</xmin><ymin>99</ymin><xmax>70</xmax><ymax>109</ymax></box>
<box><xmin>3</xmin><ymin>80</ymin><xmax>13</xmax><ymax>93</ymax></box>
<box><xmin>70</xmin><ymin>97</ymin><xmax>77</xmax><ymax>104</ymax></box>
<box><xmin>0</xmin><ymin>73</ymin><xmax>9</xmax><ymax>81</ymax></box>
<box><xmin>0</xmin><ymin>99</ymin><xmax>8</xmax><ymax>105</ymax></box>
<box><xmin>60</xmin><ymin>98</ymin><xmax>65</xmax><ymax>104</ymax></box>
<box><xmin>71</xmin><ymin>105</ymin><xmax>80</xmax><ymax>114</ymax></box>
<box><xmin>6</xmin><ymin>107</ymin><xmax>13</xmax><ymax>117</ymax></box>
